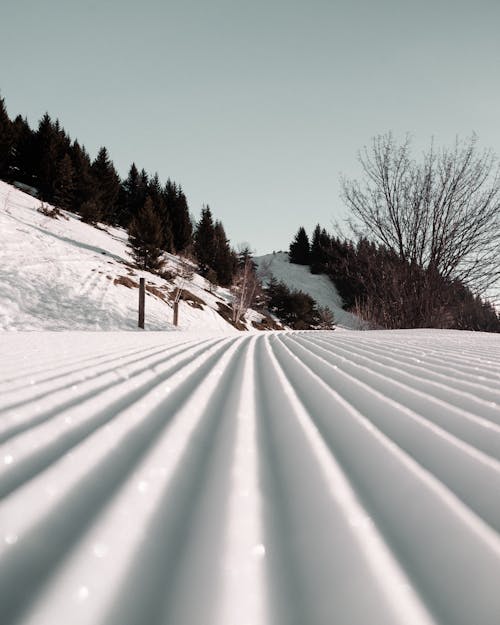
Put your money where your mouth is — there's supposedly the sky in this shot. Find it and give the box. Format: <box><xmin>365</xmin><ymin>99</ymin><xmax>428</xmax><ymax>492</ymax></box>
<box><xmin>1</xmin><ymin>0</ymin><xmax>499</xmax><ymax>254</ymax></box>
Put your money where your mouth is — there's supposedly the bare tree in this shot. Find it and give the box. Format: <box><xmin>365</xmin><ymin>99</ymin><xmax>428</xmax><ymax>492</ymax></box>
<box><xmin>231</xmin><ymin>257</ymin><xmax>260</xmax><ymax>324</ymax></box>
<box><xmin>341</xmin><ymin>133</ymin><xmax>500</xmax><ymax>296</ymax></box>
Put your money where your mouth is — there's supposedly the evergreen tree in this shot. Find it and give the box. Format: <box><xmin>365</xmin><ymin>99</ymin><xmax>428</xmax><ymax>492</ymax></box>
<box><xmin>213</xmin><ymin>221</ymin><xmax>234</xmax><ymax>286</ymax></box>
<box><xmin>168</xmin><ymin>183</ymin><xmax>192</xmax><ymax>253</ymax></box>
<box><xmin>0</xmin><ymin>96</ymin><xmax>13</xmax><ymax>180</ymax></box>
<box><xmin>289</xmin><ymin>226</ymin><xmax>310</xmax><ymax>265</ymax></box>
<box><xmin>128</xmin><ymin>196</ymin><xmax>165</xmax><ymax>271</ymax></box>
<box><xmin>309</xmin><ymin>224</ymin><xmax>323</xmax><ymax>273</ymax></box>
<box><xmin>34</xmin><ymin>113</ymin><xmax>60</xmax><ymax>199</ymax></box>
<box><xmin>237</xmin><ymin>245</ymin><xmax>257</xmax><ymax>271</ymax></box>
<box><xmin>53</xmin><ymin>154</ymin><xmax>75</xmax><ymax>210</ymax></box>
<box><xmin>91</xmin><ymin>147</ymin><xmax>120</xmax><ymax>224</ymax></box>
<box><xmin>69</xmin><ymin>141</ymin><xmax>95</xmax><ymax>213</ymax></box>
<box><xmin>9</xmin><ymin>115</ymin><xmax>35</xmax><ymax>184</ymax></box>
<box><xmin>194</xmin><ymin>205</ymin><xmax>216</xmax><ymax>273</ymax></box>
<box><xmin>149</xmin><ymin>173</ymin><xmax>173</xmax><ymax>251</ymax></box>
<box><xmin>267</xmin><ymin>279</ymin><xmax>321</xmax><ymax>329</ymax></box>
<box><xmin>80</xmin><ymin>199</ymin><xmax>102</xmax><ymax>225</ymax></box>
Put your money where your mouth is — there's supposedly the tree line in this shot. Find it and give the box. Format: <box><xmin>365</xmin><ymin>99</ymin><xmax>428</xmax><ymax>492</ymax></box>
<box><xmin>288</xmin><ymin>133</ymin><xmax>500</xmax><ymax>332</ymax></box>
<box><xmin>0</xmin><ymin>94</ymin><xmax>239</xmax><ymax>285</ymax></box>
<box><xmin>289</xmin><ymin>223</ymin><xmax>500</xmax><ymax>331</ymax></box>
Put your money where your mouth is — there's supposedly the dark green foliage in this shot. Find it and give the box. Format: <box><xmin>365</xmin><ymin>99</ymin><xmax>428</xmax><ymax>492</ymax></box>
<box><xmin>80</xmin><ymin>199</ymin><xmax>102</xmax><ymax>225</ymax></box>
<box><xmin>266</xmin><ymin>278</ymin><xmax>321</xmax><ymax>329</ymax></box>
<box><xmin>53</xmin><ymin>154</ymin><xmax>75</xmax><ymax>210</ymax></box>
<box><xmin>128</xmin><ymin>197</ymin><xmax>165</xmax><ymax>272</ymax></box>
<box><xmin>91</xmin><ymin>147</ymin><xmax>120</xmax><ymax>224</ymax></box>
<box><xmin>163</xmin><ymin>180</ymin><xmax>193</xmax><ymax>253</ymax></box>
<box><xmin>310</xmin><ymin>225</ymin><xmax>332</xmax><ymax>274</ymax></box>
<box><xmin>289</xmin><ymin>226</ymin><xmax>310</xmax><ymax>265</ymax></box>
<box><xmin>194</xmin><ymin>205</ymin><xmax>216</xmax><ymax>274</ymax></box>
<box><xmin>118</xmin><ymin>163</ymin><xmax>145</xmax><ymax>227</ymax></box>
<box><xmin>69</xmin><ymin>141</ymin><xmax>95</xmax><ymax>212</ymax></box>
<box><xmin>148</xmin><ymin>172</ymin><xmax>173</xmax><ymax>251</ymax></box>
<box><xmin>0</xmin><ymin>94</ymin><xmax>234</xmax><ymax>281</ymax></box>
<box><xmin>237</xmin><ymin>245</ymin><xmax>257</xmax><ymax>271</ymax></box>
<box><xmin>9</xmin><ymin>115</ymin><xmax>36</xmax><ymax>184</ymax></box>
<box><xmin>0</xmin><ymin>96</ymin><xmax>13</xmax><ymax>179</ymax></box>
<box><xmin>213</xmin><ymin>221</ymin><xmax>234</xmax><ymax>286</ymax></box>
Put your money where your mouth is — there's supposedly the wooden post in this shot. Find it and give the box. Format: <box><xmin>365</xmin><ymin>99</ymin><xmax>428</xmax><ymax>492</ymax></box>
<box><xmin>173</xmin><ymin>301</ymin><xmax>179</xmax><ymax>327</ymax></box>
<box><xmin>138</xmin><ymin>278</ymin><xmax>145</xmax><ymax>328</ymax></box>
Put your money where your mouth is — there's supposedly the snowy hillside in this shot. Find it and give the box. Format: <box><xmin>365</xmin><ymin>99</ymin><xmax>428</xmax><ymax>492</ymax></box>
<box><xmin>255</xmin><ymin>251</ymin><xmax>362</xmax><ymax>328</ymax></box>
<box><xmin>1</xmin><ymin>329</ymin><xmax>500</xmax><ymax>625</ymax></box>
<box><xmin>0</xmin><ymin>181</ymin><xmax>240</xmax><ymax>333</ymax></box>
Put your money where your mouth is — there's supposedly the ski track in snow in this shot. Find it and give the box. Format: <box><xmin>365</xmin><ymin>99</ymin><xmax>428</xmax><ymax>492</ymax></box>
<box><xmin>1</xmin><ymin>330</ymin><xmax>500</xmax><ymax>625</ymax></box>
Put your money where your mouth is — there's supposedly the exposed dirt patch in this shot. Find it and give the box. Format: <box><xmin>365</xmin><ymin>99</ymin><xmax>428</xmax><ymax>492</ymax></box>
<box><xmin>113</xmin><ymin>275</ymin><xmax>139</xmax><ymax>289</ymax></box>
<box><xmin>170</xmin><ymin>288</ymin><xmax>205</xmax><ymax>309</ymax></box>
<box><xmin>146</xmin><ymin>284</ymin><xmax>169</xmax><ymax>302</ymax></box>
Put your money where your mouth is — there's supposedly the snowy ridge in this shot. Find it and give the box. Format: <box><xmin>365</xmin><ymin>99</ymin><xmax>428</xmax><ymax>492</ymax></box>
<box><xmin>1</xmin><ymin>329</ymin><xmax>500</xmax><ymax>625</ymax></box>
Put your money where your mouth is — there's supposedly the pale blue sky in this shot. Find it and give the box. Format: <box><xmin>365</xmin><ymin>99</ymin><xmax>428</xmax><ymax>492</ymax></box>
<box><xmin>1</xmin><ymin>0</ymin><xmax>499</xmax><ymax>253</ymax></box>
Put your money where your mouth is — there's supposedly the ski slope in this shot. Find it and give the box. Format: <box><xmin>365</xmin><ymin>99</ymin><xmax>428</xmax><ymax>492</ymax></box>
<box><xmin>1</xmin><ymin>329</ymin><xmax>500</xmax><ymax>625</ymax></box>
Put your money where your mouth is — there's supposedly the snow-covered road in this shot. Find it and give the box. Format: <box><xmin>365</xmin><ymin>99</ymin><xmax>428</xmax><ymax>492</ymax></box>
<box><xmin>1</xmin><ymin>329</ymin><xmax>500</xmax><ymax>625</ymax></box>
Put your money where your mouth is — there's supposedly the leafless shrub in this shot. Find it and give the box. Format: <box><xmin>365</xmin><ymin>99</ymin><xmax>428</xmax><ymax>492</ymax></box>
<box><xmin>342</xmin><ymin>133</ymin><xmax>500</xmax><ymax>298</ymax></box>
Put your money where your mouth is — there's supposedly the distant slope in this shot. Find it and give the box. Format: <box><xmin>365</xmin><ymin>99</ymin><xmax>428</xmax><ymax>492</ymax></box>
<box><xmin>0</xmin><ymin>181</ymin><xmax>239</xmax><ymax>332</ymax></box>
<box><xmin>255</xmin><ymin>251</ymin><xmax>362</xmax><ymax>329</ymax></box>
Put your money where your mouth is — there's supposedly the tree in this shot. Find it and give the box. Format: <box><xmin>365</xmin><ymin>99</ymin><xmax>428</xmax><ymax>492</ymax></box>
<box><xmin>0</xmin><ymin>96</ymin><xmax>13</xmax><ymax>180</ymax></box>
<box><xmin>341</xmin><ymin>133</ymin><xmax>500</xmax><ymax>296</ymax></box>
<box><xmin>128</xmin><ymin>196</ymin><xmax>165</xmax><ymax>271</ymax></box>
<box><xmin>289</xmin><ymin>226</ymin><xmax>310</xmax><ymax>265</ymax></box>
<box><xmin>53</xmin><ymin>154</ymin><xmax>75</xmax><ymax>210</ymax></box>
<box><xmin>118</xmin><ymin>163</ymin><xmax>145</xmax><ymax>226</ymax></box>
<box><xmin>266</xmin><ymin>279</ymin><xmax>321</xmax><ymax>329</ymax></box>
<box><xmin>9</xmin><ymin>115</ymin><xmax>36</xmax><ymax>185</ymax></box>
<box><xmin>231</xmin><ymin>256</ymin><xmax>260</xmax><ymax>324</ymax></box>
<box><xmin>194</xmin><ymin>205</ymin><xmax>216</xmax><ymax>274</ymax></box>
<box><xmin>69</xmin><ymin>140</ymin><xmax>95</xmax><ymax>213</ymax></box>
<box><xmin>91</xmin><ymin>147</ymin><xmax>121</xmax><ymax>224</ymax></box>
<box><xmin>163</xmin><ymin>180</ymin><xmax>193</xmax><ymax>253</ymax></box>
<box><xmin>213</xmin><ymin>221</ymin><xmax>234</xmax><ymax>286</ymax></box>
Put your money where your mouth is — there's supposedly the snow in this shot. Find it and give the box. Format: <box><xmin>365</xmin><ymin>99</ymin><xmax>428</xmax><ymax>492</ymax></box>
<box><xmin>1</xmin><ymin>182</ymin><xmax>500</xmax><ymax>624</ymax></box>
<box><xmin>0</xmin><ymin>181</ymin><xmax>238</xmax><ymax>333</ymax></box>
<box><xmin>1</xmin><ymin>329</ymin><xmax>500</xmax><ymax>625</ymax></box>
<box><xmin>254</xmin><ymin>251</ymin><xmax>362</xmax><ymax>329</ymax></box>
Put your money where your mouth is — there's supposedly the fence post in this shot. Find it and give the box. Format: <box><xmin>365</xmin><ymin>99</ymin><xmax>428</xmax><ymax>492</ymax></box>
<box><xmin>173</xmin><ymin>301</ymin><xmax>179</xmax><ymax>326</ymax></box>
<box><xmin>138</xmin><ymin>278</ymin><xmax>145</xmax><ymax>328</ymax></box>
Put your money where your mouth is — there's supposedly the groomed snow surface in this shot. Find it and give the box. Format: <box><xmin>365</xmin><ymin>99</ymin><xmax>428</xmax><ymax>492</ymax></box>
<box><xmin>1</xmin><ymin>329</ymin><xmax>500</xmax><ymax>625</ymax></box>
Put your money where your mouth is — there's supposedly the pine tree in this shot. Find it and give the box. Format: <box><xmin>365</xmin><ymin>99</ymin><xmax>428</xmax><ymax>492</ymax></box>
<box><xmin>0</xmin><ymin>96</ymin><xmax>13</xmax><ymax>180</ymax></box>
<box><xmin>34</xmin><ymin>113</ymin><xmax>59</xmax><ymax>199</ymax></box>
<box><xmin>289</xmin><ymin>226</ymin><xmax>310</xmax><ymax>265</ymax></box>
<box><xmin>9</xmin><ymin>115</ymin><xmax>35</xmax><ymax>184</ymax></box>
<box><xmin>53</xmin><ymin>154</ymin><xmax>75</xmax><ymax>210</ymax></box>
<box><xmin>128</xmin><ymin>196</ymin><xmax>165</xmax><ymax>271</ymax></box>
<box><xmin>69</xmin><ymin>141</ymin><xmax>95</xmax><ymax>213</ymax></box>
<box><xmin>194</xmin><ymin>205</ymin><xmax>216</xmax><ymax>274</ymax></box>
<box><xmin>310</xmin><ymin>224</ymin><xmax>323</xmax><ymax>273</ymax></box>
<box><xmin>149</xmin><ymin>174</ymin><xmax>173</xmax><ymax>252</ymax></box>
<box><xmin>80</xmin><ymin>199</ymin><xmax>102</xmax><ymax>224</ymax></box>
<box><xmin>91</xmin><ymin>147</ymin><xmax>120</xmax><ymax>224</ymax></box>
<box><xmin>213</xmin><ymin>221</ymin><xmax>234</xmax><ymax>286</ymax></box>
<box><xmin>169</xmin><ymin>184</ymin><xmax>193</xmax><ymax>253</ymax></box>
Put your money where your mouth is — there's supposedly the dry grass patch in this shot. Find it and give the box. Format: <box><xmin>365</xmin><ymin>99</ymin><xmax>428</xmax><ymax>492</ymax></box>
<box><xmin>170</xmin><ymin>288</ymin><xmax>205</xmax><ymax>309</ymax></box>
<box><xmin>113</xmin><ymin>275</ymin><xmax>139</xmax><ymax>289</ymax></box>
